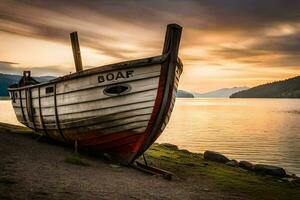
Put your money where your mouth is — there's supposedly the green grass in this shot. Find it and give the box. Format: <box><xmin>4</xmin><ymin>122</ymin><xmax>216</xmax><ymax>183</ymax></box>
<box><xmin>0</xmin><ymin>96</ymin><xmax>10</xmax><ymax>100</ymax></box>
<box><xmin>64</xmin><ymin>153</ymin><xmax>90</xmax><ymax>166</ymax></box>
<box><xmin>144</xmin><ymin>143</ymin><xmax>300</xmax><ymax>200</ymax></box>
<box><xmin>0</xmin><ymin>122</ymin><xmax>33</xmax><ymax>134</ymax></box>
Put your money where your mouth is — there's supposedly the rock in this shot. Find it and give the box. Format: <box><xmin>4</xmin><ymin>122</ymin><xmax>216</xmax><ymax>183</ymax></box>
<box><xmin>110</xmin><ymin>164</ymin><xmax>120</xmax><ymax>168</ymax></box>
<box><xmin>226</xmin><ymin>159</ymin><xmax>239</xmax><ymax>167</ymax></box>
<box><xmin>203</xmin><ymin>151</ymin><xmax>230</xmax><ymax>164</ymax></box>
<box><xmin>253</xmin><ymin>164</ymin><xmax>286</xmax><ymax>177</ymax></box>
<box><xmin>184</xmin><ymin>162</ymin><xmax>196</xmax><ymax>166</ymax></box>
<box><xmin>179</xmin><ymin>149</ymin><xmax>191</xmax><ymax>154</ymax></box>
<box><xmin>239</xmin><ymin>161</ymin><xmax>254</xmax><ymax>170</ymax></box>
<box><xmin>281</xmin><ymin>177</ymin><xmax>295</xmax><ymax>182</ymax></box>
<box><xmin>103</xmin><ymin>153</ymin><xmax>112</xmax><ymax>161</ymax></box>
<box><xmin>160</xmin><ymin>143</ymin><xmax>178</xmax><ymax>150</ymax></box>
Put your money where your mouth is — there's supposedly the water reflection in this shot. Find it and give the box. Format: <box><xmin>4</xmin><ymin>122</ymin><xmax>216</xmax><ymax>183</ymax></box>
<box><xmin>158</xmin><ymin>98</ymin><xmax>300</xmax><ymax>175</ymax></box>
<box><xmin>0</xmin><ymin>101</ymin><xmax>22</xmax><ymax>126</ymax></box>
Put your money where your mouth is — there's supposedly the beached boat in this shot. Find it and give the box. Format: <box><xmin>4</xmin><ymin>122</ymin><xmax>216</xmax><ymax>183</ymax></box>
<box><xmin>8</xmin><ymin>24</ymin><xmax>183</xmax><ymax>164</ymax></box>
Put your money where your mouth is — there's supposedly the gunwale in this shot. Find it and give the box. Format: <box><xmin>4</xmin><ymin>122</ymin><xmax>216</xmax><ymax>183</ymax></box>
<box><xmin>8</xmin><ymin>54</ymin><xmax>171</xmax><ymax>91</ymax></box>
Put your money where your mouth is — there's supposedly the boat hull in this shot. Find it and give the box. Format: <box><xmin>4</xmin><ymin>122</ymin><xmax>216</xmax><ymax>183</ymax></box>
<box><xmin>9</xmin><ymin>56</ymin><xmax>182</xmax><ymax>164</ymax></box>
<box><xmin>8</xmin><ymin>24</ymin><xmax>183</xmax><ymax>164</ymax></box>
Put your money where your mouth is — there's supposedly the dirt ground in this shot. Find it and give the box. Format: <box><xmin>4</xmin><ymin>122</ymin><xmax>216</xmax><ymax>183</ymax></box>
<box><xmin>0</xmin><ymin>128</ymin><xmax>249</xmax><ymax>200</ymax></box>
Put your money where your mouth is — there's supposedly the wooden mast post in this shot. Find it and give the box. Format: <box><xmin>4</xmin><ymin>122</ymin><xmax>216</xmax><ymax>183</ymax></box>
<box><xmin>162</xmin><ymin>24</ymin><xmax>182</xmax><ymax>58</ymax></box>
<box><xmin>70</xmin><ymin>32</ymin><xmax>82</xmax><ymax>152</ymax></box>
<box><xmin>70</xmin><ymin>32</ymin><xmax>83</xmax><ymax>72</ymax></box>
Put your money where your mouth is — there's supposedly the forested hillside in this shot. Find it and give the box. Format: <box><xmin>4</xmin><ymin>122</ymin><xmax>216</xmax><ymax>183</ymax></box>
<box><xmin>230</xmin><ymin>76</ymin><xmax>300</xmax><ymax>98</ymax></box>
<box><xmin>0</xmin><ymin>73</ymin><xmax>55</xmax><ymax>96</ymax></box>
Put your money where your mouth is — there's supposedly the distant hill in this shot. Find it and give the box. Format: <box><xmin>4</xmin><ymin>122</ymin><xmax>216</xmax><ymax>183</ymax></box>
<box><xmin>176</xmin><ymin>90</ymin><xmax>194</xmax><ymax>98</ymax></box>
<box><xmin>0</xmin><ymin>73</ymin><xmax>55</xmax><ymax>96</ymax></box>
<box><xmin>230</xmin><ymin>76</ymin><xmax>300</xmax><ymax>98</ymax></box>
<box><xmin>194</xmin><ymin>87</ymin><xmax>249</xmax><ymax>98</ymax></box>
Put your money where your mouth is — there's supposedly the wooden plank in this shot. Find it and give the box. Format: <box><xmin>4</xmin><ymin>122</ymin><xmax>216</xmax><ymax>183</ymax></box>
<box><xmin>29</xmin><ymin>72</ymin><xmax>160</xmax><ymax>101</ymax></box>
<box><xmin>18</xmin><ymin>90</ymin><xmax>27</xmax><ymax>125</ymax></box>
<box><xmin>38</xmin><ymin>86</ymin><xmax>48</xmax><ymax>136</ymax></box>
<box><xmin>16</xmin><ymin>98</ymin><xmax>155</xmax><ymax>121</ymax></box>
<box><xmin>8</xmin><ymin>55</ymin><xmax>167</xmax><ymax>92</ymax></box>
<box><xmin>70</xmin><ymin>32</ymin><xmax>83</xmax><ymax>72</ymax></box>
<box><xmin>133</xmin><ymin>161</ymin><xmax>174</xmax><ymax>180</ymax></box>
<box><xmin>40</xmin><ymin>89</ymin><xmax>157</xmax><ymax>116</ymax></box>
<box><xmin>27</xmin><ymin>88</ymin><xmax>36</xmax><ymax>130</ymax></box>
<box><xmin>37</xmin><ymin>75</ymin><xmax>159</xmax><ymax>108</ymax></box>
<box><xmin>80</xmin><ymin>131</ymin><xmax>143</xmax><ymax>147</ymax></box>
<box><xmin>38</xmin><ymin>102</ymin><xmax>155</xmax><ymax>122</ymax></box>
<box><xmin>53</xmin><ymin>83</ymin><xmax>66</xmax><ymax>141</ymax></box>
<box><xmin>24</xmin><ymin>88</ymin><xmax>34</xmax><ymax>129</ymax></box>
<box><xmin>34</xmin><ymin>106</ymin><xmax>153</xmax><ymax>126</ymax></box>
<box><xmin>62</xmin><ymin>121</ymin><xmax>148</xmax><ymax>138</ymax></box>
<box><xmin>39</xmin><ymin>111</ymin><xmax>152</xmax><ymax>130</ymax></box>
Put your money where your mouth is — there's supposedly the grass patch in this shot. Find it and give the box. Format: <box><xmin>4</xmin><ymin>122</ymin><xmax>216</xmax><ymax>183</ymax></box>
<box><xmin>0</xmin><ymin>96</ymin><xmax>10</xmax><ymax>100</ymax></box>
<box><xmin>144</xmin><ymin>143</ymin><xmax>300</xmax><ymax>200</ymax></box>
<box><xmin>64</xmin><ymin>153</ymin><xmax>89</xmax><ymax>166</ymax></box>
<box><xmin>0</xmin><ymin>122</ymin><xmax>33</xmax><ymax>134</ymax></box>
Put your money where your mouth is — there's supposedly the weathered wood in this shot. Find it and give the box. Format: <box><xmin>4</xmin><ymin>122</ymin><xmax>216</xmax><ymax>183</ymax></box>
<box><xmin>14</xmin><ymin>99</ymin><xmax>155</xmax><ymax>120</ymax></box>
<box><xmin>24</xmin><ymin>88</ymin><xmax>33</xmax><ymax>129</ymax></box>
<box><xmin>70</xmin><ymin>32</ymin><xmax>83</xmax><ymax>72</ymax></box>
<box><xmin>27</xmin><ymin>73</ymin><xmax>159</xmax><ymax>101</ymax></box>
<box><xmin>8</xmin><ymin>24</ymin><xmax>184</xmax><ymax>165</ymax></box>
<box><xmin>18</xmin><ymin>90</ymin><xmax>27</xmax><ymax>125</ymax></box>
<box><xmin>40</xmin><ymin>90</ymin><xmax>157</xmax><ymax>116</ymax></box>
<box><xmin>53</xmin><ymin>83</ymin><xmax>66</xmax><ymax>141</ymax></box>
<box><xmin>8</xmin><ymin>55</ymin><xmax>167</xmax><ymax>91</ymax></box>
<box><xmin>138</xmin><ymin>23</ymin><xmax>182</xmax><ymax>155</ymax></box>
<box><xmin>38</xmin><ymin>114</ymin><xmax>151</xmax><ymax>130</ymax></box>
<box><xmin>162</xmin><ymin>24</ymin><xmax>182</xmax><ymax>55</ymax></box>
<box><xmin>29</xmin><ymin>88</ymin><xmax>37</xmax><ymax>131</ymax></box>
<box><xmin>38</xmin><ymin>86</ymin><xmax>48</xmax><ymax>136</ymax></box>
<box><xmin>36</xmin><ymin>108</ymin><xmax>153</xmax><ymax>128</ymax></box>
<box><xmin>133</xmin><ymin>161</ymin><xmax>174</xmax><ymax>180</ymax></box>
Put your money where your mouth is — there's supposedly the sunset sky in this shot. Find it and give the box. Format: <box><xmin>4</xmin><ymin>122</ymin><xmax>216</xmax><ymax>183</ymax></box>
<box><xmin>0</xmin><ymin>0</ymin><xmax>300</xmax><ymax>92</ymax></box>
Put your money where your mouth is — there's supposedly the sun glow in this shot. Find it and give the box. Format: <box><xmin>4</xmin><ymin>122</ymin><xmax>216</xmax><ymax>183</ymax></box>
<box><xmin>0</xmin><ymin>1</ymin><xmax>300</xmax><ymax>92</ymax></box>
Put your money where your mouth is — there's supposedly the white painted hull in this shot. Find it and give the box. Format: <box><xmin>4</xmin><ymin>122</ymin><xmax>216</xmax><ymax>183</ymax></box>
<box><xmin>8</xmin><ymin>23</ymin><xmax>183</xmax><ymax>164</ymax></box>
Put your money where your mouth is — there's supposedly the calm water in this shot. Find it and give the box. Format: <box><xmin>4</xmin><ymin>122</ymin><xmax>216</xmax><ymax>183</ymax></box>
<box><xmin>1</xmin><ymin>99</ymin><xmax>299</xmax><ymax>175</ymax></box>
<box><xmin>158</xmin><ymin>98</ymin><xmax>300</xmax><ymax>175</ymax></box>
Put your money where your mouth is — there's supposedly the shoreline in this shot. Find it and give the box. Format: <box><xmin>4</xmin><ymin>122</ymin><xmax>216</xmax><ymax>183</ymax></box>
<box><xmin>156</xmin><ymin>143</ymin><xmax>300</xmax><ymax>177</ymax></box>
<box><xmin>0</xmin><ymin>122</ymin><xmax>299</xmax><ymax>200</ymax></box>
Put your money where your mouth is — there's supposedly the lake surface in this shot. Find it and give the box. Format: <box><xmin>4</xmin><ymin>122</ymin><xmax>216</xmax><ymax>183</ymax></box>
<box><xmin>1</xmin><ymin>99</ymin><xmax>299</xmax><ymax>175</ymax></box>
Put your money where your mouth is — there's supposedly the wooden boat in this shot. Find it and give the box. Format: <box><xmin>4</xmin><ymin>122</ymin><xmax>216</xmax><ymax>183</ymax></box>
<box><xmin>8</xmin><ymin>24</ymin><xmax>183</xmax><ymax>164</ymax></box>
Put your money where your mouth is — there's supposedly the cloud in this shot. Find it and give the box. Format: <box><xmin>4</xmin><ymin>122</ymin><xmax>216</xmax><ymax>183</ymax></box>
<box><xmin>0</xmin><ymin>0</ymin><xmax>300</xmax><ymax>91</ymax></box>
<box><xmin>208</xmin><ymin>30</ymin><xmax>300</xmax><ymax>68</ymax></box>
<box><xmin>0</xmin><ymin>60</ymin><xmax>68</xmax><ymax>76</ymax></box>
<box><xmin>0</xmin><ymin>60</ymin><xmax>18</xmax><ymax>65</ymax></box>
<box><xmin>255</xmin><ymin>33</ymin><xmax>300</xmax><ymax>55</ymax></box>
